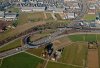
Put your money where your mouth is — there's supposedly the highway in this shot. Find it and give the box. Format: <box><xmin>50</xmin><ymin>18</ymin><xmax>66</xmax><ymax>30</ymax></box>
<box><xmin>1</xmin><ymin>28</ymin><xmax>100</xmax><ymax>58</ymax></box>
<box><xmin>0</xmin><ymin>46</ymin><xmax>28</xmax><ymax>58</ymax></box>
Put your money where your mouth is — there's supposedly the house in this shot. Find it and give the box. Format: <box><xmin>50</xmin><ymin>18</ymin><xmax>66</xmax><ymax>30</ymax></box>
<box><xmin>88</xmin><ymin>10</ymin><xmax>96</xmax><ymax>14</ymax></box>
<box><xmin>88</xmin><ymin>0</ymin><xmax>98</xmax><ymax>3</ymax></box>
<box><xmin>67</xmin><ymin>12</ymin><xmax>76</xmax><ymax>19</ymax></box>
<box><xmin>64</xmin><ymin>0</ymin><xmax>77</xmax><ymax>2</ymax></box>
<box><xmin>0</xmin><ymin>11</ymin><xmax>18</xmax><ymax>21</ymax></box>
<box><xmin>47</xmin><ymin>7</ymin><xmax>54</xmax><ymax>11</ymax></box>
<box><xmin>53</xmin><ymin>8</ymin><xmax>64</xmax><ymax>13</ymax></box>
<box><xmin>96</xmin><ymin>1</ymin><xmax>100</xmax><ymax>9</ymax></box>
<box><xmin>88</xmin><ymin>3</ymin><xmax>96</xmax><ymax>14</ymax></box>
<box><xmin>89</xmin><ymin>3</ymin><xmax>96</xmax><ymax>10</ymax></box>
<box><xmin>0</xmin><ymin>11</ymin><xmax>4</xmax><ymax>20</ymax></box>
<box><xmin>32</xmin><ymin>7</ymin><xmax>45</xmax><ymax>11</ymax></box>
<box><xmin>21</xmin><ymin>7</ymin><xmax>33</xmax><ymax>12</ymax></box>
<box><xmin>4</xmin><ymin>12</ymin><xmax>17</xmax><ymax>21</ymax></box>
<box><xmin>73</xmin><ymin>3</ymin><xmax>80</xmax><ymax>9</ymax></box>
<box><xmin>67</xmin><ymin>2</ymin><xmax>80</xmax><ymax>9</ymax></box>
<box><xmin>21</xmin><ymin>7</ymin><xmax>45</xmax><ymax>12</ymax></box>
<box><xmin>37</xmin><ymin>0</ymin><xmax>43</xmax><ymax>4</ymax></box>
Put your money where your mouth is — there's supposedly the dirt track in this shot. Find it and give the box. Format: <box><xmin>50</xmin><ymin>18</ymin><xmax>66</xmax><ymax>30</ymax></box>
<box><xmin>87</xmin><ymin>49</ymin><xmax>99</xmax><ymax>68</ymax></box>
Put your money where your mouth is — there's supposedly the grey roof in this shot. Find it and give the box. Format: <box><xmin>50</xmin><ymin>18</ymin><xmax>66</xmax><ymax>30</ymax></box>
<box><xmin>54</xmin><ymin>8</ymin><xmax>64</xmax><ymax>12</ymax></box>
<box><xmin>68</xmin><ymin>12</ymin><xmax>75</xmax><ymax>16</ymax></box>
<box><xmin>21</xmin><ymin>7</ymin><xmax>33</xmax><ymax>10</ymax></box>
<box><xmin>5</xmin><ymin>13</ymin><xmax>17</xmax><ymax>18</ymax></box>
<box><xmin>33</xmin><ymin>7</ymin><xmax>45</xmax><ymax>9</ymax></box>
<box><xmin>47</xmin><ymin>7</ymin><xmax>54</xmax><ymax>10</ymax></box>
<box><xmin>67</xmin><ymin>12</ymin><xmax>75</xmax><ymax>18</ymax></box>
<box><xmin>21</xmin><ymin>7</ymin><xmax>45</xmax><ymax>10</ymax></box>
<box><xmin>5</xmin><ymin>15</ymin><xmax>16</xmax><ymax>18</ymax></box>
<box><xmin>89</xmin><ymin>3</ymin><xmax>96</xmax><ymax>9</ymax></box>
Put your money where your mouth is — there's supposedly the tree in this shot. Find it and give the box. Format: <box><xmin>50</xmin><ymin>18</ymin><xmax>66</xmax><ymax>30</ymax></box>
<box><xmin>12</xmin><ymin>20</ymin><xmax>18</xmax><ymax>27</ymax></box>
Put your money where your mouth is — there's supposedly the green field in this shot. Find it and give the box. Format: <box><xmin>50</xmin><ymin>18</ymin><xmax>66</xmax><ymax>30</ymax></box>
<box><xmin>16</xmin><ymin>12</ymin><xmax>45</xmax><ymax>25</ymax></box>
<box><xmin>28</xmin><ymin>12</ymin><xmax>45</xmax><ymax>22</ymax></box>
<box><xmin>46</xmin><ymin>61</ymin><xmax>82</xmax><ymax>68</ymax></box>
<box><xmin>68</xmin><ymin>34</ymin><xmax>100</xmax><ymax>42</ymax></box>
<box><xmin>0</xmin><ymin>52</ymin><xmax>44</xmax><ymax>68</ymax></box>
<box><xmin>0</xmin><ymin>39</ymin><xmax>21</xmax><ymax>52</ymax></box>
<box><xmin>68</xmin><ymin>34</ymin><xmax>85</xmax><ymax>41</ymax></box>
<box><xmin>83</xmin><ymin>14</ymin><xmax>96</xmax><ymax>21</ymax></box>
<box><xmin>58</xmin><ymin>42</ymin><xmax>88</xmax><ymax>66</ymax></box>
<box><xmin>27</xmin><ymin>47</ymin><xmax>44</xmax><ymax>57</ymax></box>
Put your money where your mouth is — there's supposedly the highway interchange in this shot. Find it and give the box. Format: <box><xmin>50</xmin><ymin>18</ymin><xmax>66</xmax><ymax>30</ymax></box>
<box><xmin>0</xmin><ymin>0</ymin><xmax>99</xmax><ymax>59</ymax></box>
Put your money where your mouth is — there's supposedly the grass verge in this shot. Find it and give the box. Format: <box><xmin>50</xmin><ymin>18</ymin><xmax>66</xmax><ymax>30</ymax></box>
<box><xmin>26</xmin><ymin>47</ymin><xmax>44</xmax><ymax>57</ymax></box>
<box><xmin>68</xmin><ymin>34</ymin><xmax>100</xmax><ymax>42</ymax></box>
<box><xmin>83</xmin><ymin>14</ymin><xmax>96</xmax><ymax>21</ymax></box>
<box><xmin>0</xmin><ymin>39</ymin><xmax>21</xmax><ymax>52</ymax></box>
<box><xmin>58</xmin><ymin>42</ymin><xmax>88</xmax><ymax>66</ymax></box>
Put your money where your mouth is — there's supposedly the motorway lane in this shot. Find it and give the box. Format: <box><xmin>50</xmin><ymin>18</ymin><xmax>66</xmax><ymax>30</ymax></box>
<box><xmin>0</xmin><ymin>46</ymin><xmax>28</xmax><ymax>58</ymax></box>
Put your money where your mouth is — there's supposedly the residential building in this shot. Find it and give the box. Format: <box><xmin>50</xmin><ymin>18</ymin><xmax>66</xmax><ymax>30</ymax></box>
<box><xmin>64</xmin><ymin>0</ymin><xmax>77</xmax><ymax>2</ymax></box>
<box><xmin>53</xmin><ymin>8</ymin><xmax>64</xmax><ymax>13</ymax></box>
<box><xmin>32</xmin><ymin>7</ymin><xmax>45</xmax><ymax>11</ymax></box>
<box><xmin>5</xmin><ymin>13</ymin><xmax>17</xmax><ymax>21</ymax></box>
<box><xmin>88</xmin><ymin>3</ymin><xmax>96</xmax><ymax>14</ymax></box>
<box><xmin>21</xmin><ymin>7</ymin><xmax>33</xmax><ymax>12</ymax></box>
<box><xmin>67</xmin><ymin>12</ymin><xmax>76</xmax><ymax>19</ymax></box>
<box><xmin>21</xmin><ymin>7</ymin><xmax>45</xmax><ymax>12</ymax></box>
<box><xmin>0</xmin><ymin>11</ymin><xmax>4</xmax><ymax>20</ymax></box>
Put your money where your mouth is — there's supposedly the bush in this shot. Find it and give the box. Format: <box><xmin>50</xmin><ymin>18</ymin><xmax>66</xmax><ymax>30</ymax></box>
<box><xmin>12</xmin><ymin>20</ymin><xmax>18</xmax><ymax>27</ymax></box>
